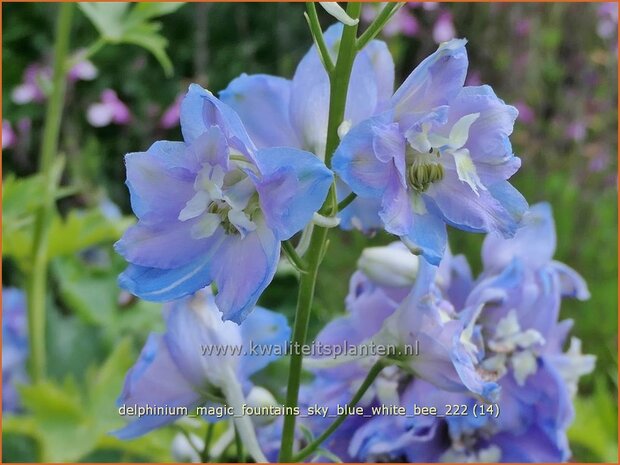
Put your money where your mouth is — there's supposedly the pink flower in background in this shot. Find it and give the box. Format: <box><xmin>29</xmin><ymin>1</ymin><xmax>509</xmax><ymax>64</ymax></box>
<box><xmin>11</xmin><ymin>64</ymin><xmax>50</xmax><ymax>104</ymax></box>
<box><xmin>2</xmin><ymin>120</ymin><xmax>16</xmax><ymax>149</ymax></box>
<box><xmin>566</xmin><ymin>121</ymin><xmax>587</xmax><ymax>142</ymax></box>
<box><xmin>87</xmin><ymin>89</ymin><xmax>131</xmax><ymax>128</ymax></box>
<box><xmin>597</xmin><ymin>3</ymin><xmax>618</xmax><ymax>39</ymax></box>
<box><xmin>384</xmin><ymin>9</ymin><xmax>419</xmax><ymax>37</ymax></box>
<box><xmin>421</xmin><ymin>2</ymin><xmax>439</xmax><ymax>11</ymax></box>
<box><xmin>362</xmin><ymin>4</ymin><xmax>419</xmax><ymax>38</ymax></box>
<box><xmin>514</xmin><ymin>101</ymin><xmax>535</xmax><ymax>125</ymax></box>
<box><xmin>159</xmin><ymin>94</ymin><xmax>183</xmax><ymax>129</ymax></box>
<box><xmin>68</xmin><ymin>54</ymin><xmax>98</xmax><ymax>82</ymax></box>
<box><xmin>432</xmin><ymin>11</ymin><xmax>456</xmax><ymax>43</ymax></box>
<box><xmin>12</xmin><ymin>55</ymin><xmax>97</xmax><ymax>105</ymax></box>
<box><xmin>514</xmin><ymin>18</ymin><xmax>531</xmax><ymax>37</ymax></box>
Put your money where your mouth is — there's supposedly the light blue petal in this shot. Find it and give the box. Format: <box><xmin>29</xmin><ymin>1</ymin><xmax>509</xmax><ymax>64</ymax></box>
<box><xmin>180</xmin><ymin>84</ymin><xmax>256</xmax><ymax>152</ymax></box>
<box><xmin>549</xmin><ymin>261</ymin><xmax>590</xmax><ymax>300</ymax></box>
<box><xmin>339</xmin><ymin>196</ymin><xmax>383</xmax><ymax>233</ymax></box>
<box><xmin>211</xmin><ymin>221</ymin><xmax>280</xmax><ymax>323</ymax></box>
<box><xmin>482</xmin><ymin>202</ymin><xmax>555</xmax><ymax>272</ymax></box>
<box><xmin>290</xmin><ymin>24</ymin><xmax>380</xmax><ymax>157</ymax></box>
<box><xmin>124</xmin><ymin>141</ymin><xmax>197</xmax><ymax>225</ymax></box>
<box><xmin>164</xmin><ymin>292</ymin><xmax>243</xmax><ymax>389</ymax></box>
<box><xmin>362</xmin><ymin>39</ymin><xmax>395</xmax><ymax>112</ymax></box>
<box><xmin>447</xmin><ymin>85</ymin><xmax>520</xmax><ymax>184</ymax></box>
<box><xmin>425</xmin><ymin>170</ymin><xmax>527</xmax><ymax>236</ymax></box>
<box><xmin>379</xmin><ymin>176</ymin><xmax>413</xmax><ymax>236</ymax></box>
<box><xmin>118</xmin><ymin>231</ymin><xmax>225</xmax><ymax>301</ymax></box>
<box><xmin>289</xmin><ymin>26</ymin><xmax>334</xmax><ymax>156</ymax></box>
<box><xmin>391</xmin><ymin>39</ymin><xmax>468</xmax><ymax>118</ymax></box>
<box><xmin>333</xmin><ymin>114</ymin><xmax>395</xmax><ymax>198</ymax></box>
<box><xmin>115</xmin><ymin>219</ymin><xmax>209</xmax><ymax>270</ymax></box>
<box><xmin>219</xmin><ymin>74</ymin><xmax>300</xmax><ymax>149</ymax></box>
<box><xmin>402</xmin><ymin>211</ymin><xmax>447</xmax><ymax>267</ymax></box>
<box><xmin>253</xmin><ymin>147</ymin><xmax>333</xmax><ymax>240</ymax></box>
<box><xmin>239</xmin><ymin>306</ymin><xmax>291</xmax><ymax>378</ymax></box>
<box><xmin>113</xmin><ymin>334</ymin><xmax>201</xmax><ymax>439</ymax></box>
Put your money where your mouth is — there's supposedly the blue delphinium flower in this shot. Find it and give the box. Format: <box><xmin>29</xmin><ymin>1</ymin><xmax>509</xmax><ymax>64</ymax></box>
<box><xmin>220</xmin><ymin>23</ymin><xmax>393</xmax><ymax>232</ymax></box>
<box><xmin>114</xmin><ymin>289</ymin><xmax>289</xmax><ymax>461</ymax></box>
<box><xmin>345</xmin><ymin>203</ymin><xmax>594</xmax><ymax>462</ymax></box>
<box><xmin>332</xmin><ymin>39</ymin><xmax>528</xmax><ymax>265</ymax></box>
<box><xmin>2</xmin><ymin>287</ymin><xmax>29</xmax><ymax>413</ymax></box>
<box><xmin>297</xmin><ymin>246</ymin><xmax>499</xmax><ymax>425</ymax></box>
<box><xmin>115</xmin><ymin>84</ymin><xmax>333</xmax><ymax>323</ymax></box>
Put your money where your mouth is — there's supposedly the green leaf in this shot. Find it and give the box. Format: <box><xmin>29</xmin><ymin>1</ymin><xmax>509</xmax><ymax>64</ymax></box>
<box><xmin>128</xmin><ymin>3</ymin><xmax>185</xmax><ymax>22</ymax></box>
<box><xmin>52</xmin><ymin>253</ymin><xmax>163</xmax><ymax>339</ymax></box>
<box><xmin>17</xmin><ymin>380</ymin><xmax>97</xmax><ymax>462</ymax></box>
<box><xmin>568</xmin><ymin>377</ymin><xmax>618</xmax><ymax>462</ymax></box>
<box><xmin>78</xmin><ymin>2</ymin><xmax>184</xmax><ymax>76</ymax></box>
<box><xmin>2</xmin><ymin>173</ymin><xmax>46</xmax><ymax>221</ymax></box>
<box><xmin>47</xmin><ymin>209</ymin><xmax>132</xmax><ymax>258</ymax></box>
<box><xmin>3</xmin><ymin>206</ymin><xmax>132</xmax><ymax>264</ymax></box>
<box><xmin>4</xmin><ymin>338</ymin><xmax>175</xmax><ymax>462</ymax></box>
<box><xmin>122</xmin><ymin>23</ymin><xmax>173</xmax><ymax>76</ymax></box>
<box><xmin>77</xmin><ymin>3</ymin><xmax>130</xmax><ymax>40</ymax></box>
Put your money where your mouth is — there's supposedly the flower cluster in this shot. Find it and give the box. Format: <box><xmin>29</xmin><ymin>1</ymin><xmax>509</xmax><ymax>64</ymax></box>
<box><xmin>112</xmin><ymin>16</ymin><xmax>593</xmax><ymax>463</ymax></box>
<box><xmin>261</xmin><ymin>202</ymin><xmax>593</xmax><ymax>462</ymax></box>
<box><xmin>118</xmin><ymin>28</ymin><xmax>526</xmax><ymax>317</ymax></box>
<box><xmin>332</xmin><ymin>38</ymin><xmax>527</xmax><ymax>265</ymax></box>
<box><xmin>115</xmin><ymin>84</ymin><xmax>333</xmax><ymax>323</ymax></box>
<box><xmin>115</xmin><ymin>289</ymin><xmax>289</xmax><ymax>462</ymax></box>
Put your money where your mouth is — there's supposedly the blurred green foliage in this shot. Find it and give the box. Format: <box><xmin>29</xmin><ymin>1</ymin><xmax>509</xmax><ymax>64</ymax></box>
<box><xmin>2</xmin><ymin>2</ymin><xmax>617</xmax><ymax>462</ymax></box>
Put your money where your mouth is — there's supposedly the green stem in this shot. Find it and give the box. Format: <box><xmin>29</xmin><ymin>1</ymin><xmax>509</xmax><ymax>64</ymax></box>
<box><xmin>66</xmin><ymin>36</ymin><xmax>105</xmax><ymax>69</ymax></box>
<box><xmin>278</xmin><ymin>226</ymin><xmax>329</xmax><ymax>462</ymax></box>
<box><xmin>337</xmin><ymin>192</ymin><xmax>357</xmax><ymax>211</ymax></box>
<box><xmin>356</xmin><ymin>2</ymin><xmax>403</xmax><ymax>51</ymax></box>
<box><xmin>199</xmin><ymin>423</ymin><xmax>215</xmax><ymax>462</ymax></box>
<box><xmin>234</xmin><ymin>424</ymin><xmax>245</xmax><ymax>462</ymax></box>
<box><xmin>292</xmin><ymin>360</ymin><xmax>386</xmax><ymax>462</ymax></box>
<box><xmin>26</xmin><ymin>3</ymin><xmax>74</xmax><ymax>382</ymax></box>
<box><xmin>278</xmin><ymin>4</ymin><xmax>362</xmax><ymax>462</ymax></box>
<box><xmin>305</xmin><ymin>2</ymin><xmax>334</xmax><ymax>73</ymax></box>
<box><xmin>324</xmin><ymin>2</ymin><xmax>361</xmax><ymax>167</ymax></box>
<box><xmin>282</xmin><ymin>240</ymin><xmax>308</xmax><ymax>273</ymax></box>
<box><xmin>174</xmin><ymin>426</ymin><xmax>202</xmax><ymax>458</ymax></box>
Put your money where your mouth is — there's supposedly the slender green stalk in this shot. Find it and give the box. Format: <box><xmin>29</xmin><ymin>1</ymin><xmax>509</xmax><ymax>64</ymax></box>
<box><xmin>26</xmin><ymin>3</ymin><xmax>74</xmax><ymax>382</ymax></box>
<box><xmin>278</xmin><ymin>4</ymin><xmax>362</xmax><ymax>462</ymax></box>
<box><xmin>282</xmin><ymin>240</ymin><xmax>308</xmax><ymax>273</ymax></box>
<box><xmin>356</xmin><ymin>2</ymin><xmax>404</xmax><ymax>51</ymax></box>
<box><xmin>199</xmin><ymin>423</ymin><xmax>215</xmax><ymax>462</ymax></box>
<box><xmin>324</xmin><ymin>2</ymin><xmax>361</xmax><ymax>167</ymax></box>
<box><xmin>278</xmin><ymin>225</ymin><xmax>329</xmax><ymax>462</ymax></box>
<box><xmin>175</xmin><ymin>426</ymin><xmax>203</xmax><ymax>458</ymax></box>
<box><xmin>234</xmin><ymin>424</ymin><xmax>245</xmax><ymax>462</ymax></box>
<box><xmin>292</xmin><ymin>360</ymin><xmax>386</xmax><ymax>462</ymax></box>
<box><xmin>305</xmin><ymin>2</ymin><xmax>334</xmax><ymax>73</ymax></box>
<box><xmin>66</xmin><ymin>37</ymin><xmax>105</xmax><ymax>69</ymax></box>
<box><xmin>337</xmin><ymin>192</ymin><xmax>357</xmax><ymax>211</ymax></box>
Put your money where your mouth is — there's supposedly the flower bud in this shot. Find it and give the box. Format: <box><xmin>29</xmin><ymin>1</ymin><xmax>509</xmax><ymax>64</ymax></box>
<box><xmin>171</xmin><ymin>432</ymin><xmax>204</xmax><ymax>463</ymax></box>
<box><xmin>357</xmin><ymin>244</ymin><xmax>419</xmax><ymax>287</ymax></box>
<box><xmin>246</xmin><ymin>386</ymin><xmax>279</xmax><ymax>426</ymax></box>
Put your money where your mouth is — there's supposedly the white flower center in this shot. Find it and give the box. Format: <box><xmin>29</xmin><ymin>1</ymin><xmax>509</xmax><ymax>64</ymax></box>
<box><xmin>178</xmin><ymin>159</ymin><xmax>259</xmax><ymax>238</ymax></box>
<box><xmin>404</xmin><ymin>112</ymin><xmax>485</xmax><ymax>195</ymax></box>
<box><xmin>482</xmin><ymin>309</ymin><xmax>545</xmax><ymax>386</ymax></box>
